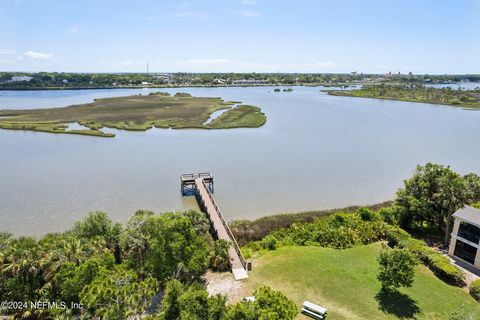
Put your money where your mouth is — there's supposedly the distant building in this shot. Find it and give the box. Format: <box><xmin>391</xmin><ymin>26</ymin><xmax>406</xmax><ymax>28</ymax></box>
<box><xmin>9</xmin><ymin>75</ymin><xmax>33</xmax><ymax>83</ymax></box>
<box><xmin>232</xmin><ymin>79</ymin><xmax>269</xmax><ymax>85</ymax></box>
<box><xmin>350</xmin><ymin>71</ymin><xmax>357</xmax><ymax>75</ymax></box>
<box><xmin>448</xmin><ymin>206</ymin><xmax>480</xmax><ymax>268</ymax></box>
<box><xmin>62</xmin><ymin>79</ymin><xmax>69</xmax><ymax>84</ymax></box>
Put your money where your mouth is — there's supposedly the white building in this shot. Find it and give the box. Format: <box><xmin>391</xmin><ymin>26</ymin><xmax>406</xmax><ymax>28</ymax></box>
<box><xmin>448</xmin><ymin>205</ymin><xmax>480</xmax><ymax>268</ymax></box>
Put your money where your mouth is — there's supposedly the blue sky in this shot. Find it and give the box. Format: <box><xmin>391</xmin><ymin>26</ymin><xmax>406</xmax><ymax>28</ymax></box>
<box><xmin>1</xmin><ymin>0</ymin><xmax>478</xmax><ymax>74</ymax></box>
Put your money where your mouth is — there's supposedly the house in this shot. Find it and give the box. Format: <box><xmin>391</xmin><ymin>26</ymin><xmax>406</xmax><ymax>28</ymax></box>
<box><xmin>448</xmin><ymin>205</ymin><xmax>480</xmax><ymax>268</ymax></box>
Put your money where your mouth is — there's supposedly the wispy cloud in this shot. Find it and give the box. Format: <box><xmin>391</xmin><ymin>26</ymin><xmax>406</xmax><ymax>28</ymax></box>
<box><xmin>241</xmin><ymin>0</ymin><xmax>257</xmax><ymax>5</ymax></box>
<box><xmin>146</xmin><ymin>15</ymin><xmax>165</xmax><ymax>21</ymax></box>
<box><xmin>66</xmin><ymin>25</ymin><xmax>86</xmax><ymax>34</ymax></box>
<box><xmin>23</xmin><ymin>51</ymin><xmax>54</xmax><ymax>61</ymax></box>
<box><xmin>240</xmin><ymin>10</ymin><xmax>261</xmax><ymax>17</ymax></box>
<box><xmin>173</xmin><ymin>11</ymin><xmax>210</xmax><ymax>20</ymax></box>
<box><xmin>0</xmin><ymin>48</ymin><xmax>16</xmax><ymax>55</ymax></box>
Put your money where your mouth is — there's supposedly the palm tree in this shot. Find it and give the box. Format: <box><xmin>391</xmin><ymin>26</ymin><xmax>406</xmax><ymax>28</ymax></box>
<box><xmin>1</xmin><ymin>237</ymin><xmax>41</xmax><ymax>293</ymax></box>
<box><xmin>436</xmin><ymin>174</ymin><xmax>467</xmax><ymax>245</ymax></box>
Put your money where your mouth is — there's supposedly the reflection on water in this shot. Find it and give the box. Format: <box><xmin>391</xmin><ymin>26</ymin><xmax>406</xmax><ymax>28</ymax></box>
<box><xmin>66</xmin><ymin>122</ymin><xmax>90</xmax><ymax>131</ymax></box>
<box><xmin>203</xmin><ymin>106</ymin><xmax>235</xmax><ymax>125</ymax></box>
<box><xmin>1</xmin><ymin>85</ymin><xmax>480</xmax><ymax>236</ymax></box>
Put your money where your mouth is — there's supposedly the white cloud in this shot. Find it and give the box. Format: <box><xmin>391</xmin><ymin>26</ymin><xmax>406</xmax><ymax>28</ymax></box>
<box><xmin>241</xmin><ymin>0</ymin><xmax>257</xmax><ymax>5</ymax></box>
<box><xmin>173</xmin><ymin>11</ymin><xmax>209</xmax><ymax>19</ymax></box>
<box><xmin>0</xmin><ymin>48</ymin><xmax>16</xmax><ymax>55</ymax></box>
<box><xmin>23</xmin><ymin>51</ymin><xmax>54</xmax><ymax>61</ymax></box>
<box><xmin>240</xmin><ymin>10</ymin><xmax>261</xmax><ymax>17</ymax></box>
<box><xmin>67</xmin><ymin>25</ymin><xmax>86</xmax><ymax>34</ymax></box>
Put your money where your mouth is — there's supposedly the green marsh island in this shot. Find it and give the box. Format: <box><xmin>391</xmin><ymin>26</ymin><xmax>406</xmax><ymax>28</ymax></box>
<box><xmin>327</xmin><ymin>84</ymin><xmax>480</xmax><ymax>109</ymax></box>
<box><xmin>0</xmin><ymin>92</ymin><xmax>267</xmax><ymax>137</ymax></box>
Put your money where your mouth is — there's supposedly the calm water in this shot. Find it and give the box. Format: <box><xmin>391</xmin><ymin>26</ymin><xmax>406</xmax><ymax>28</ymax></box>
<box><xmin>1</xmin><ymin>85</ymin><xmax>480</xmax><ymax>236</ymax></box>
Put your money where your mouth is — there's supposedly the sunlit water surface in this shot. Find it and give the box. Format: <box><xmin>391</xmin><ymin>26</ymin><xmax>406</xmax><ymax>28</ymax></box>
<box><xmin>1</xmin><ymin>85</ymin><xmax>479</xmax><ymax>236</ymax></box>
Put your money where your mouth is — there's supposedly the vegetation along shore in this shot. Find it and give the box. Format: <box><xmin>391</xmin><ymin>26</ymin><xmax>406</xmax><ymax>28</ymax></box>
<box><xmin>0</xmin><ymin>92</ymin><xmax>266</xmax><ymax>137</ymax></box>
<box><xmin>1</xmin><ymin>72</ymin><xmax>478</xmax><ymax>90</ymax></box>
<box><xmin>327</xmin><ymin>84</ymin><xmax>480</xmax><ymax>109</ymax></box>
<box><xmin>1</xmin><ymin>163</ymin><xmax>480</xmax><ymax>319</ymax></box>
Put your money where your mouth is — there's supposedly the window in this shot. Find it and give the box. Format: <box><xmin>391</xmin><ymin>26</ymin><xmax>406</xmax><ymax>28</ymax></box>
<box><xmin>454</xmin><ymin>240</ymin><xmax>477</xmax><ymax>265</ymax></box>
<box><xmin>458</xmin><ymin>222</ymin><xmax>480</xmax><ymax>244</ymax></box>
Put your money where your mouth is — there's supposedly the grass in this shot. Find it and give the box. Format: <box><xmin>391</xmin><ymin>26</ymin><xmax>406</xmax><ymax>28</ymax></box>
<box><xmin>326</xmin><ymin>85</ymin><xmax>480</xmax><ymax>110</ymax></box>
<box><xmin>242</xmin><ymin>243</ymin><xmax>480</xmax><ymax>320</ymax></box>
<box><xmin>207</xmin><ymin>105</ymin><xmax>266</xmax><ymax>128</ymax></box>
<box><xmin>0</xmin><ymin>94</ymin><xmax>266</xmax><ymax>137</ymax></box>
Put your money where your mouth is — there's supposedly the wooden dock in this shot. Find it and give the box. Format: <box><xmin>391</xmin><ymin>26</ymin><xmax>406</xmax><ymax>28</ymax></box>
<box><xmin>181</xmin><ymin>173</ymin><xmax>248</xmax><ymax>280</ymax></box>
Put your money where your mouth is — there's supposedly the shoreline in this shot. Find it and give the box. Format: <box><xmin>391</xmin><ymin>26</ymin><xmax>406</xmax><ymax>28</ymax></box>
<box><xmin>0</xmin><ymin>81</ymin><xmax>476</xmax><ymax>92</ymax></box>
<box><xmin>0</xmin><ymin>200</ymin><xmax>393</xmax><ymax>238</ymax></box>
<box><xmin>326</xmin><ymin>89</ymin><xmax>480</xmax><ymax>110</ymax></box>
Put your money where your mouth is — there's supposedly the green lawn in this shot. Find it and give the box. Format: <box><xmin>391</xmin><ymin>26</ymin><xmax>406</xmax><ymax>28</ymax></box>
<box><xmin>243</xmin><ymin>243</ymin><xmax>480</xmax><ymax>320</ymax></box>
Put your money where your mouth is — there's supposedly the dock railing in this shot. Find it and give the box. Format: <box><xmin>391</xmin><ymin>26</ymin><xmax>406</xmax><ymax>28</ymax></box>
<box><xmin>181</xmin><ymin>172</ymin><xmax>212</xmax><ymax>181</ymax></box>
<box><xmin>200</xmin><ymin>179</ymin><xmax>247</xmax><ymax>269</ymax></box>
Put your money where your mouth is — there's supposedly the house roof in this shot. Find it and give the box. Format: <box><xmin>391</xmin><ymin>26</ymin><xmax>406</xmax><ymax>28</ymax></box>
<box><xmin>453</xmin><ymin>205</ymin><xmax>480</xmax><ymax>226</ymax></box>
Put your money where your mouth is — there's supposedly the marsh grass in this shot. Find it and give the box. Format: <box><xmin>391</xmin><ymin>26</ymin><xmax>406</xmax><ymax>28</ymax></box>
<box><xmin>0</xmin><ymin>94</ymin><xmax>266</xmax><ymax>137</ymax></box>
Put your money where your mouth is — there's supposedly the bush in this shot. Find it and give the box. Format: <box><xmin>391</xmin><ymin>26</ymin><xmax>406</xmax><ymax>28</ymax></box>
<box><xmin>358</xmin><ymin>207</ymin><xmax>379</xmax><ymax>221</ymax></box>
<box><xmin>230</xmin><ymin>202</ymin><xmax>392</xmax><ymax>245</ymax></box>
<box><xmin>265</xmin><ymin>212</ymin><xmax>391</xmax><ymax>250</ymax></box>
<box><xmin>378</xmin><ymin>206</ymin><xmax>400</xmax><ymax>225</ymax></box>
<box><xmin>377</xmin><ymin>246</ymin><xmax>418</xmax><ymax>289</ymax></box>
<box><xmin>470</xmin><ymin>280</ymin><xmax>480</xmax><ymax>301</ymax></box>
<box><xmin>253</xmin><ymin>286</ymin><xmax>297</xmax><ymax>320</ymax></box>
<box><xmin>386</xmin><ymin>226</ymin><xmax>465</xmax><ymax>285</ymax></box>
<box><xmin>174</xmin><ymin>92</ymin><xmax>192</xmax><ymax>97</ymax></box>
<box><xmin>425</xmin><ymin>253</ymin><xmax>465</xmax><ymax>286</ymax></box>
<box><xmin>261</xmin><ymin>235</ymin><xmax>277</xmax><ymax>250</ymax></box>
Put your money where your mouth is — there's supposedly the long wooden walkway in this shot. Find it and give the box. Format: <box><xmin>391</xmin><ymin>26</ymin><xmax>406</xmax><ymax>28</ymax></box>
<box><xmin>181</xmin><ymin>173</ymin><xmax>248</xmax><ymax>280</ymax></box>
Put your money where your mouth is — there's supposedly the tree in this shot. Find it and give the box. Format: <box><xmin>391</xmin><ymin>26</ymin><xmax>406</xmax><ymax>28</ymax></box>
<box><xmin>157</xmin><ymin>279</ymin><xmax>185</xmax><ymax>320</ymax></box>
<box><xmin>157</xmin><ymin>279</ymin><xmax>227</xmax><ymax>320</ymax></box>
<box><xmin>80</xmin><ymin>265</ymin><xmax>157</xmax><ymax>319</ymax></box>
<box><xmin>464</xmin><ymin>173</ymin><xmax>480</xmax><ymax>203</ymax></box>
<box><xmin>1</xmin><ymin>237</ymin><xmax>41</xmax><ymax>300</ymax></box>
<box><xmin>182</xmin><ymin>210</ymin><xmax>210</xmax><ymax>235</ymax></box>
<box><xmin>252</xmin><ymin>286</ymin><xmax>297</xmax><ymax>320</ymax></box>
<box><xmin>73</xmin><ymin>211</ymin><xmax>123</xmax><ymax>262</ymax></box>
<box><xmin>226</xmin><ymin>302</ymin><xmax>256</xmax><ymax>320</ymax></box>
<box><xmin>55</xmin><ymin>253</ymin><xmax>115</xmax><ymax>304</ymax></box>
<box><xmin>377</xmin><ymin>246</ymin><xmax>418</xmax><ymax>290</ymax></box>
<box><xmin>143</xmin><ymin>213</ymin><xmax>209</xmax><ymax>283</ymax></box>
<box><xmin>210</xmin><ymin>240</ymin><xmax>231</xmax><ymax>271</ymax></box>
<box><xmin>395</xmin><ymin>163</ymin><xmax>477</xmax><ymax>244</ymax></box>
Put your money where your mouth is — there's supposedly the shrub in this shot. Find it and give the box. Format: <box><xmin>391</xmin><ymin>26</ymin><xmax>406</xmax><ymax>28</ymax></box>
<box><xmin>386</xmin><ymin>226</ymin><xmax>465</xmax><ymax>285</ymax></box>
<box><xmin>358</xmin><ymin>207</ymin><xmax>379</xmax><ymax>221</ymax></box>
<box><xmin>470</xmin><ymin>280</ymin><xmax>480</xmax><ymax>301</ymax></box>
<box><xmin>210</xmin><ymin>240</ymin><xmax>231</xmax><ymax>271</ymax></box>
<box><xmin>425</xmin><ymin>253</ymin><xmax>465</xmax><ymax>285</ymax></box>
<box><xmin>261</xmin><ymin>235</ymin><xmax>277</xmax><ymax>250</ymax></box>
<box><xmin>377</xmin><ymin>246</ymin><xmax>418</xmax><ymax>289</ymax></box>
<box><xmin>229</xmin><ymin>202</ymin><xmax>392</xmax><ymax>245</ymax></box>
<box><xmin>253</xmin><ymin>286</ymin><xmax>297</xmax><ymax>320</ymax></box>
<box><xmin>174</xmin><ymin>92</ymin><xmax>192</xmax><ymax>97</ymax></box>
<box><xmin>378</xmin><ymin>206</ymin><xmax>400</xmax><ymax>225</ymax></box>
<box><xmin>271</xmin><ymin>213</ymin><xmax>390</xmax><ymax>249</ymax></box>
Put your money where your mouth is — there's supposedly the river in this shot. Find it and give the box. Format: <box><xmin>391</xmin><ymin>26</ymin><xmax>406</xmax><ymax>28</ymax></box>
<box><xmin>1</xmin><ymin>85</ymin><xmax>479</xmax><ymax>235</ymax></box>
